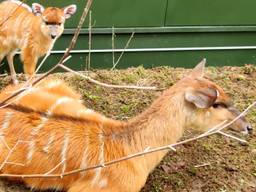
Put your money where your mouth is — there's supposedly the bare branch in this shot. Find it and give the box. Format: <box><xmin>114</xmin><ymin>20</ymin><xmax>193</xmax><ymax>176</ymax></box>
<box><xmin>0</xmin><ymin>74</ymin><xmax>8</xmax><ymax>77</ymax></box>
<box><xmin>200</xmin><ymin>120</ymin><xmax>228</xmax><ymax>136</ymax></box>
<box><xmin>44</xmin><ymin>159</ymin><xmax>66</xmax><ymax>176</ymax></box>
<box><xmin>87</xmin><ymin>10</ymin><xmax>92</xmax><ymax>72</ymax></box>
<box><xmin>217</xmin><ymin>131</ymin><xmax>247</xmax><ymax>143</ymax></box>
<box><xmin>33</xmin><ymin>38</ymin><xmax>57</xmax><ymax>75</ymax></box>
<box><xmin>59</xmin><ymin>0</ymin><xmax>93</xmax><ymax>64</ymax></box>
<box><xmin>111</xmin><ymin>32</ymin><xmax>135</xmax><ymax>70</ymax></box>
<box><xmin>0</xmin><ymin>140</ymin><xmax>28</xmax><ymax>170</ymax></box>
<box><xmin>215</xmin><ymin>101</ymin><xmax>256</xmax><ymax>132</ymax></box>
<box><xmin>112</xmin><ymin>26</ymin><xmax>115</xmax><ymax>67</ymax></box>
<box><xmin>194</xmin><ymin>163</ymin><xmax>211</xmax><ymax>168</ymax></box>
<box><xmin>0</xmin><ymin>136</ymin><xmax>11</xmax><ymax>151</ymax></box>
<box><xmin>167</xmin><ymin>145</ymin><xmax>177</xmax><ymax>152</ymax></box>
<box><xmin>5</xmin><ymin>162</ymin><xmax>25</xmax><ymax>167</ymax></box>
<box><xmin>0</xmin><ymin>84</ymin><xmax>33</xmax><ymax>109</ymax></box>
<box><xmin>59</xmin><ymin>64</ymin><xmax>158</xmax><ymax>90</ymax></box>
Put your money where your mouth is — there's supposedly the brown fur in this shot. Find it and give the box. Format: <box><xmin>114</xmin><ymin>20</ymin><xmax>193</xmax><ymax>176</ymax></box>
<box><xmin>0</xmin><ymin>62</ymin><xmax>251</xmax><ymax>192</ymax></box>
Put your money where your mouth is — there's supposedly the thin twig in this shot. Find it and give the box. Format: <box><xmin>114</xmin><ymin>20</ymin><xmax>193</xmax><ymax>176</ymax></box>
<box><xmin>218</xmin><ymin>131</ymin><xmax>247</xmax><ymax>143</ymax></box>
<box><xmin>87</xmin><ymin>10</ymin><xmax>92</xmax><ymax>72</ymax></box>
<box><xmin>216</xmin><ymin>101</ymin><xmax>256</xmax><ymax>132</ymax></box>
<box><xmin>34</xmin><ymin>39</ymin><xmax>57</xmax><ymax>75</ymax></box>
<box><xmin>59</xmin><ymin>64</ymin><xmax>158</xmax><ymax>90</ymax></box>
<box><xmin>0</xmin><ymin>141</ymin><xmax>25</xmax><ymax>170</ymax></box>
<box><xmin>6</xmin><ymin>162</ymin><xmax>25</xmax><ymax>167</ymax></box>
<box><xmin>85</xmin><ymin>56</ymin><xmax>89</xmax><ymax>72</ymax></box>
<box><xmin>194</xmin><ymin>163</ymin><xmax>211</xmax><ymax>168</ymax></box>
<box><xmin>44</xmin><ymin>159</ymin><xmax>66</xmax><ymax>176</ymax></box>
<box><xmin>0</xmin><ymin>62</ymin><xmax>6</xmax><ymax>69</ymax></box>
<box><xmin>0</xmin><ymin>84</ymin><xmax>33</xmax><ymax>109</ymax></box>
<box><xmin>200</xmin><ymin>120</ymin><xmax>228</xmax><ymax>136</ymax></box>
<box><xmin>111</xmin><ymin>32</ymin><xmax>135</xmax><ymax>70</ymax></box>
<box><xmin>59</xmin><ymin>0</ymin><xmax>93</xmax><ymax>64</ymax></box>
<box><xmin>0</xmin><ymin>136</ymin><xmax>11</xmax><ymax>151</ymax></box>
<box><xmin>11</xmin><ymin>41</ymin><xmax>56</xmax><ymax>104</ymax></box>
<box><xmin>168</xmin><ymin>145</ymin><xmax>177</xmax><ymax>152</ymax></box>
<box><xmin>112</xmin><ymin>26</ymin><xmax>115</xmax><ymax>67</ymax></box>
<box><xmin>0</xmin><ymin>74</ymin><xmax>8</xmax><ymax>77</ymax></box>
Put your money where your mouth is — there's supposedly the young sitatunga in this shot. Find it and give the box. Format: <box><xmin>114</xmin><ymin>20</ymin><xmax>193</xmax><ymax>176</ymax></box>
<box><xmin>0</xmin><ymin>60</ymin><xmax>252</xmax><ymax>192</ymax></box>
<box><xmin>0</xmin><ymin>0</ymin><xmax>77</xmax><ymax>84</ymax></box>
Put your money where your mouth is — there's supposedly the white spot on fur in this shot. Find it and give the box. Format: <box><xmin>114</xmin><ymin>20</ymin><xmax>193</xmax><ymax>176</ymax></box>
<box><xmin>31</xmin><ymin>117</ymin><xmax>48</xmax><ymax>136</ymax></box>
<box><xmin>76</xmin><ymin>109</ymin><xmax>94</xmax><ymax>117</ymax></box>
<box><xmin>14</xmin><ymin>38</ymin><xmax>23</xmax><ymax>48</ymax></box>
<box><xmin>0</xmin><ymin>112</ymin><xmax>13</xmax><ymax>133</ymax></box>
<box><xmin>84</xmin><ymin>109</ymin><xmax>94</xmax><ymax>114</ymax></box>
<box><xmin>79</xmin><ymin>128</ymin><xmax>89</xmax><ymax>177</ymax></box>
<box><xmin>28</xmin><ymin>97</ymin><xmax>73</xmax><ymax>162</ymax></box>
<box><xmin>205</xmin><ymin>111</ymin><xmax>211</xmax><ymax>118</ymax></box>
<box><xmin>43</xmin><ymin>133</ymin><xmax>55</xmax><ymax>153</ymax></box>
<box><xmin>45</xmin><ymin>80</ymin><xmax>62</xmax><ymax>89</ymax></box>
<box><xmin>47</xmin><ymin>97</ymin><xmax>73</xmax><ymax>116</ymax></box>
<box><xmin>9</xmin><ymin>0</ymin><xmax>32</xmax><ymax>12</ymax></box>
<box><xmin>28</xmin><ymin>117</ymin><xmax>47</xmax><ymax>163</ymax></box>
<box><xmin>27</xmin><ymin>140</ymin><xmax>35</xmax><ymax>163</ymax></box>
<box><xmin>91</xmin><ymin>131</ymin><xmax>105</xmax><ymax>186</ymax></box>
<box><xmin>242</xmin><ymin>129</ymin><xmax>249</xmax><ymax>135</ymax></box>
<box><xmin>48</xmin><ymin>38</ymin><xmax>57</xmax><ymax>52</ymax></box>
<box><xmin>61</xmin><ymin>132</ymin><xmax>69</xmax><ymax>173</ymax></box>
<box><xmin>98</xmin><ymin>178</ymin><xmax>108</xmax><ymax>188</ymax></box>
<box><xmin>10</xmin><ymin>87</ymin><xmax>39</xmax><ymax>98</ymax></box>
<box><xmin>0</xmin><ymin>112</ymin><xmax>13</xmax><ymax>150</ymax></box>
<box><xmin>80</xmin><ymin>146</ymin><xmax>88</xmax><ymax>169</ymax></box>
<box><xmin>216</xmin><ymin>90</ymin><xmax>220</xmax><ymax>98</ymax></box>
<box><xmin>42</xmin><ymin>16</ymin><xmax>47</xmax><ymax>21</ymax></box>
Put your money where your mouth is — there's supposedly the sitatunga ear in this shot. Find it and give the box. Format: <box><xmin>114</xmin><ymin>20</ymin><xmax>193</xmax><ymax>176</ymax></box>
<box><xmin>32</xmin><ymin>3</ymin><xmax>45</xmax><ymax>16</ymax></box>
<box><xmin>185</xmin><ymin>87</ymin><xmax>217</xmax><ymax>109</ymax></box>
<box><xmin>189</xmin><ymin>59</ymin><xmax>206</xmax><ymax>79</ymax></box>
<box><xmin>63</xmin><ymin>4</ymin><xmax>77</xmax><ymax>19</ymax></box>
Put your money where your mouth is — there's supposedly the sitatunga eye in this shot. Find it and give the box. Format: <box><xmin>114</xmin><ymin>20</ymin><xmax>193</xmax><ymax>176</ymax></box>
<box><xmin>212</xmin><ymin>102</ymin><xmax>227</xmax><ymax>109</ymax></box>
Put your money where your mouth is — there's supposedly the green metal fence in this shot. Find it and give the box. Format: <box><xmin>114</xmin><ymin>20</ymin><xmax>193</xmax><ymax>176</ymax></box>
<box><xmin>3</xmin><ymin>0</ymin><xmax>256</xmax><ymax>73</ymax></box>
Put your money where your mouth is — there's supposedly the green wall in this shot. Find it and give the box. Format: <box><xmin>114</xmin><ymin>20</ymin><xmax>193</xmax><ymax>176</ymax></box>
<box><xmin>2</xmin><ymin>0</ymin><xmax>256</xmax><ymax>73</ymax></box>
<box><xmin>166</xmin><ymin>0</ymin><xmax>256</xmax><ymax>26</ymax></box>
<box><xmin>32</xmin><ymin>0</ymin><xmax>256</xmax><ymax>27</ymax></box>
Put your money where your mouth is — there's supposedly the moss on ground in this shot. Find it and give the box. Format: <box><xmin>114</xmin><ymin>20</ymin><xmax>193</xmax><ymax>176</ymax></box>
<box><xmin>0</xmin><ymin>65</ymin><xmax>255</xmax><ymax>192</ymax></box>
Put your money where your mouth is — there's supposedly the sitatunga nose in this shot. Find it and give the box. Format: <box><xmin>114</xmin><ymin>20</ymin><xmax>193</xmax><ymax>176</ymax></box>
<box><xmin>51</xmin><ymin>34</ymin><xmax>57</xmax><ymax>39</ymax></box>
<box><xmin>247</xmin><ymin>124</ymin><xmax>253</xmax><ymax>134</ymax></box>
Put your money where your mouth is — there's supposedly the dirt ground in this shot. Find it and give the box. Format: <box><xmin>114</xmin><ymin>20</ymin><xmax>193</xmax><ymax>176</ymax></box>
<box><xmin>0</xmin><ymin>64</ymin><xmax>255</xmax><ymax>192</ymax></box>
